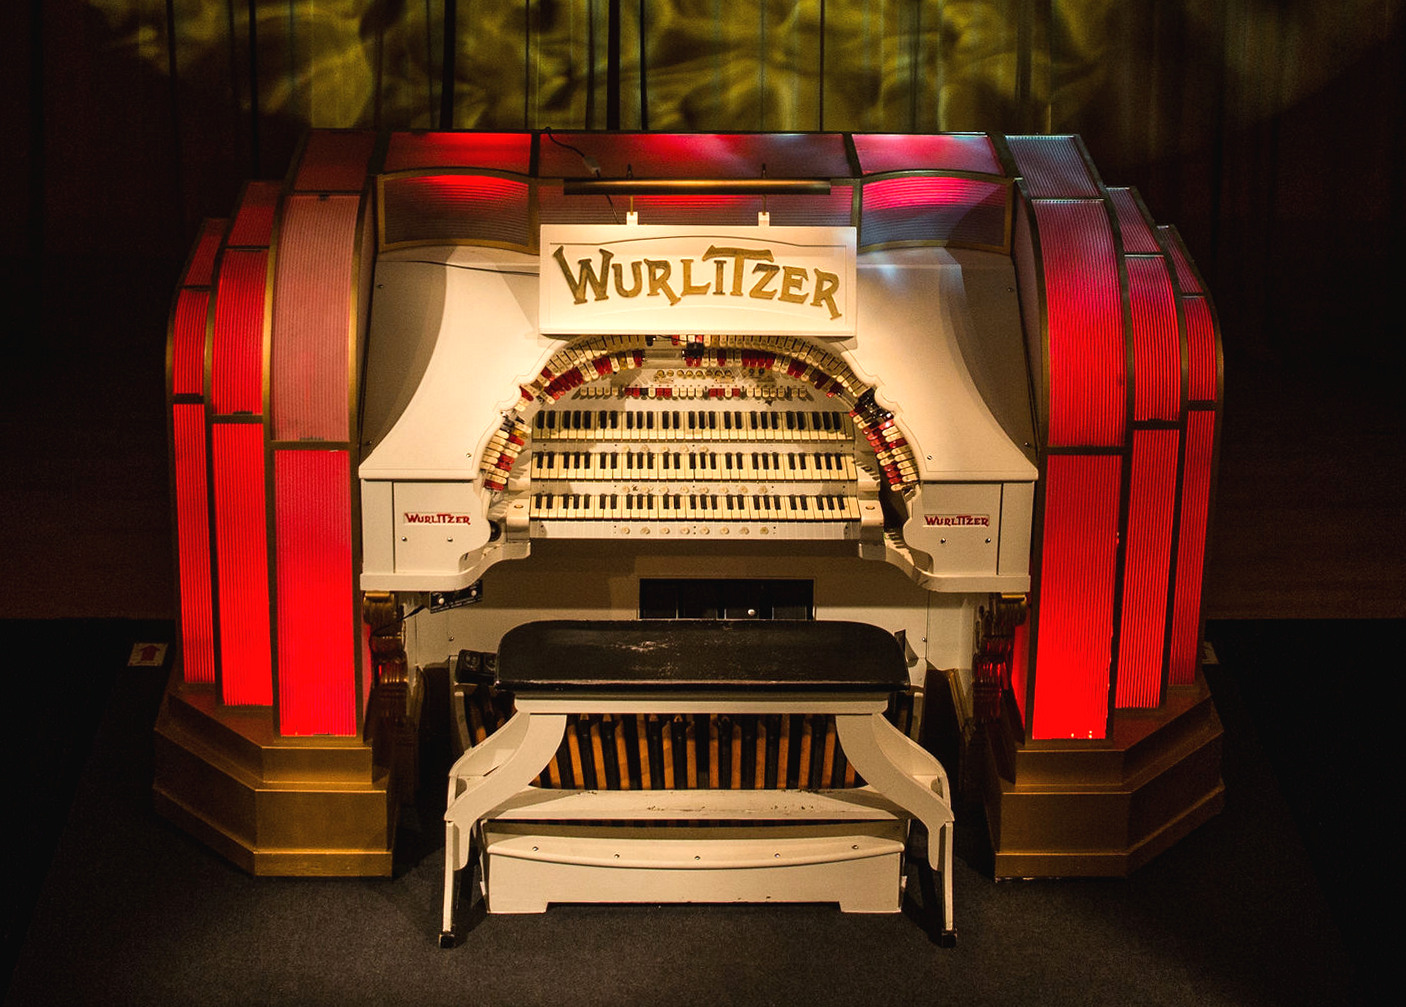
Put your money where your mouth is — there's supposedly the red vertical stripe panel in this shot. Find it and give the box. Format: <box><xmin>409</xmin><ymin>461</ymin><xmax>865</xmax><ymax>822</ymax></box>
<box><xmin>1107</xmin><ymin>188</ymin><xmax>1159</xmax><ymax>253</ymax></box>
<box><xmin>170</xmin><ymin>289</ymin><xmax>209</xmax><ymax>397</ymax></box>
<box><xmin>270</xmin><ymin>194</ymin><xmax>361</xmax><ymax>442</ymax></box>
<box><xmin>184</xmin><ymin>218</ymin><xmax>226</xmax><ymax>287</ymax></box>
<box><xmin>1128</xmin><ymin>257</ymin><xmax>1182</xmax><ymax>422</ymax></box>
<box><xmin>1006</xmin><ymin>136</ymin><xmax>1100</xmax><ymax>198</ymax></box>
<box><xmin>211</xmin><ymin>249</ymin><xmax>269</xmax><ymax>415</ymax></box>
<box><xmin>1034</xmin><ymin>200</ymin><xmax>1126</xmax><ymax>448</ymax></box>
<box><xmin>226</xmin><ymin>181</ymin><xmax>281</xmax><ymax>247</ymax></box>
<box><xmin>275</xmin><ymin>450</ymin><xmax>356</xmax><ymax>736</ymax></box>
<box><xmin>294</xmin><ymin>131</ymin><xmax>376</xmax><ymax>192</ymax></box>
<box><xmin>1185</xmin><ymin>297</ymin><xmax>1218</xmax><ymax>402</ymax></box>
<box><xmin>1011</xmin><ymin>619</ymin><xmax>1030</xmax><ymax>728</ymax></box>
<box><xmin>1032</xmin><ymin>454</ymin><xmax>1121</xmax><ymax>739</ymax></box>
<box><xmin>1169</xmin><ymin>412</ymin><xmax>1216</xmax><ymax>686</ymax></box>
<box><xmin>1115</xmin><ymin>430</ymin><xmax>1180</xmax><ymax>708</ymax></box>
<box><xmin>173</xmin><ymin>404</ymin><xmax>214</xmax><ymax>685</ymax></box>
<box><xmin>213</xmin><ymin>424</ymin><xmax>272</xmax><ymax>706</ymax></box>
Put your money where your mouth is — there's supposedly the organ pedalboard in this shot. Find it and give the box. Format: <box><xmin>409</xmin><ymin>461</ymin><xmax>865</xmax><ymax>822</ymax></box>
<box><xmin>493</xmin><ymin>354</ymin><xmax>887</xmax><ymax>542</ymax></box>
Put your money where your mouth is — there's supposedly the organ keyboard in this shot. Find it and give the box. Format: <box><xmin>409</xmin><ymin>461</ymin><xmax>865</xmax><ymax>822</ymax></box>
<box><xmin>494</xmin><ymin>356</ymin><xmax>885</xmax><ymax>541</ymax></box>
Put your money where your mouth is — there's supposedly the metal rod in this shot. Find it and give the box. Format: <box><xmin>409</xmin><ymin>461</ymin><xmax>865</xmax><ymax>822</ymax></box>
<box><xmin>562</xmin><ymin>179</ymin><xmax>832</xmax><ymax>196</ymax></box>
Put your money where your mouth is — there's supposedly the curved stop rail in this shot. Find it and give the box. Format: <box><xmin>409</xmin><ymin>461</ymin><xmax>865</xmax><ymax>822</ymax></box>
<box><xmin>441</xmin><ymin>620</ymin><xmax>955</xmax><ymax>947</ymax></box>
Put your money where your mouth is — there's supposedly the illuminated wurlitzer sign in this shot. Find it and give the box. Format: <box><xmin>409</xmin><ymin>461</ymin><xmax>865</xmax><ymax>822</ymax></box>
<box><xmin>539</xmin><ymin>224</ymin><xmax>857</xmax><ymax>336</ymax></box>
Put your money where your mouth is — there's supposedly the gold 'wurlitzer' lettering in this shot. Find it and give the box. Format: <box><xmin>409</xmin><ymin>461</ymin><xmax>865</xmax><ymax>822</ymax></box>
<box><xmin>702</xmin><ymin>246</ymin><xmax>775</xmax><ymax>295</ymax></box>
<box><xmin>749</xmin><ymin>261</ymin><xmax>780</xmax><ymax>299</ymax></box>
<box><xmin>553</xmin><ymin>246</ymin><xmax>613</xmax><ymax>304</ymax></box>
<box><xmin>645</xmin><ymin>259</ymin><xmax>681</xmax><ymax>305</ymax></box>
<box><xmin>778</xmin><ymin>265</ymin><xmax>809</xmax><ymax>304</ymax></box>
<box><xmin>811</xmin><ymin>268</ymin><xmax>841</xmax><ymax>319</ymax></box>
<box><xmin>612</xmin><ymin>259</ymin><xmax>643</xmax><ymax>297</ymax></box>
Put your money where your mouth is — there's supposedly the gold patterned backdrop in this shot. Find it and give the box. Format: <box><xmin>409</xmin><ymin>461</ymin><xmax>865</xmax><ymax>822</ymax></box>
<box><xmin>8</xmin><ymin>1</ymin><xmax>1405</xmax><ymax>364</ymax></box>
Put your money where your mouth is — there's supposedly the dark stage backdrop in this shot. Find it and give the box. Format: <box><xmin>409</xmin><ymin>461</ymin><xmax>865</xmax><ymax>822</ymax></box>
<box><xmin>8</xmin><ymin>1</ymin><xmax>1404</xmax><ymax>364</ymax></box>
<box><xmin>2</xmin><ymin>1</ymin><xmax>1403</xmax><ymax>618</ymax></box>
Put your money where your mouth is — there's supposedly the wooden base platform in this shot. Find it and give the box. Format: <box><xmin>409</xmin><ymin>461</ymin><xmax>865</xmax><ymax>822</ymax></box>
<box><xmin>977</xmin><ymin>674</ymin><xmax>1225</xmax><ymax>878</ymax></box>
<box><xmin>152</xmin><ymin>670</ymin><xmax>396</xmax><ymax>876</ymax></box>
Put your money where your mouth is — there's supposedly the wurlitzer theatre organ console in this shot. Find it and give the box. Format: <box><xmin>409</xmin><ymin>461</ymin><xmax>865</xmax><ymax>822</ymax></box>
<box><xmin>156</xmin><ymin>132</ymin><xmax>1224</xmax><ymax>906</ymax></box>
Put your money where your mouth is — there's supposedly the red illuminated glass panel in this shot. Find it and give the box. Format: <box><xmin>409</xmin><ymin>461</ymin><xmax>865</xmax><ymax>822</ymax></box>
<box><xmin>381</xmin><ymin>175</ymin><xmax>531</xmax><ymax>248</ymax></box>
<box><xmin>173</xmin><ymin>404</ymin><xmax>214</xmax><ymax>685</ymax></box>
<box><xmin>213</xmin><ymin>423</ymin><xmax>272</xmax><ymax>705</ymax></box>
<box><xmin>1115</xmin><ymin>429</ymin><xmax>1180</xmax><ymax>708</ymax></box>
<box><xmin>538</xmin><ymin>133</ymin><xmax>850</xmax><ymax>180</ymax></box>
<box><xmin>1107</xmin><ymin>188</ymin><xmax>1159</xmax><ymax>253</ymax></box>
<box><xmin>1011</xmin><ymin>620</ymin><xmax>1029</xmax><ymax>728</ymax></box>
<box><xmin>852</xmin><ymin>134</ymin><xmax>1002</xmax><ymax>176</ymax></box>
<box><xmin>226</xmin><ymin>181</ymin><xmax>280</xmax><ymax>247</ymax></box>
<box><xmin>170</xmin><ymin>289</ymin><xmax>210</xmax><ymax>397</ymax></box>
<box><xmin>1169</xmin><ymin>412</ymin><xmax>1215</xmax><ymax>686</ymax></box>
<box><xmin>294</xmin><ymin>131</ymin><xmax>376</xmax><ymax>192</ymax></box>
<box><xmin>1006</xmin><ymin>136</ymin><xmax>1100</xmax><ymax>198</ymax></box>
<box><xmin>1033</xmin><ymin>199</ymin><xmax>1126</xmax><ymax>448</ymax></box>
<box><xmin>274</xmin><ymin>450</ymin><xmax>356</xmax><ymax>736</ymax></box>
<box><xmin>211</xmin><ymin>249</ymin><xmax>268</xmax><ymax>415</ymax></box>
<box><xmin>184</xmin><ymin>218</ymin><xmax>226</xmax><ymax>288</ymax></box>
<box><xmin>1185</xmin><ymin>297</ymin><xmax>1218</xmax><ymax>403</ymax></box>
<box><xmin>1128</xmin><ymin>257</ymin><xmax>1182</xmax><ymax>422</ymax></box>
<box><xmin>860</xmin><ymin>176</ymin><xmax>1008</xmax><ymax>249</ymax></box>
<box><xmin>384</xmin><ymin>132</ymin><xmax>532</xmax><ymax>173</ymax></box>
<box><xmin>1163</xmin><ymin>228</ymin><xmax>1202</xmax><ymax>293</ymax></box>
<box><xmin>270</xmin><ymin>194</ymin><xmax>362</xmax><ymax>442</ymax></box>
<box><xmin>1031</xmin><ymin>454</ymin><xmax>1121</xmax><ymax>740</ymax></box>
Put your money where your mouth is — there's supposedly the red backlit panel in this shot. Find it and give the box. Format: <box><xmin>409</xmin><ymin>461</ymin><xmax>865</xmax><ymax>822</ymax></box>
<box><xmin>211</xmin><ymin>248</ymin><xmax>269</xmax><ymax>415</ymax></box>
<box><xmin>1011</xmin><ymin>619</ymin><xmax>1029</xmax><ymax>728</ymax></box>
<box><xmin>170</xmin><ymin>289</ymin><xmax>209</xmax><ymax>397</ymax></box>
<box><xmin>270</xmin><ymin>194</ymin><xmax>362</xmax><ymax>442</ymax></box>
<box><xmin>1108</xmin><ymin>188</ymin><xmax>1158</xmax><ymax>253</ymax></box>
<box><xmin>226</xmin><ymin>181</ymin><xmax>281</xmax><ymax>247</ymax></box>
<box><xmin>1128</xmin><ymin>256</ymin><xmax>1182</xmax><ymax>422</ymax></box>
<box><xmin>213</xmin><ymin>423</ymin><xmax>272</xmax><ymax>706</ymax></box>
<box><xmin>1115</xmin><ymin>429</ymin><xmax>1180</xmax><ymax>708</ymax></box>
<box><xmin>1006</xmin><ymin>136</ymin><xmax>1100</xmax><ymax>198</ymax></box>
<box><xmin>535</xmin><ymin>184</ymin><xmax>854</xmax><ymax>228</ymax></box>
<box><xmin>1033</xmin><ymin>199</ymin><xmax>1126</xmax><ymax>448</ymax></box>
<box><xmin>538</xmin><ymin>133</ymin><xmax>851</xmax><ymax>180</ymax></box>
<box><xmin>852</xmin><ymin>134</ymin><xmax>1002</xmax><ymax>176</ymax></box>
<box><xmin>384</xmin><ymin>132</ymin><xmax>532</xmax><ymax>173</ymax></box>
<box><xmin>1169</xmin><ymin>411</ymin><xmax>1215</xmax><ymax>686</ymax></box>
<box><xmin>860</xmin><ymin>176</ymin><xmax>1009</xmax><ymax>249</ymax></box>
<box><xmin>184</xmin><ymin>218</ymin><xmax>226</xmax><ymax>288</ymax></box>
<box><xmin>294</xmin><ymin>131</ymin><xmax>376</xmax><ymax>192</ymax></box>
<box><xmin>1032</xmin><ymin>454</ymin><xmax>1121</xmax><ymax>740</ymax></box>
<box><xmin>381</xmin><ymin>175</ymin><xmax>531</xmax><ymax>248</ymax></box>
<box><xmin>275</xmin><ymin>449</ymin><xmax>356</xmax><ymax>736</ymax></box>
<box><xmin>173</xmin><ymin>403</ymin><xmax>214</xmax><ymax>685</ymax></box>
<box><xmin>1163</xmin><ymin>228</ymin><xmax>1202</xmax><ymax>293</ymax></box>
<box><xmin>1012</xmin><ymin>201</ymin><xmax>1045</xmax><ymax>438</ymax></box>
<box><xmin>1185</xmin><ymin>297</ymin><xmax>1218</xmax><ymax>403</ymax></box>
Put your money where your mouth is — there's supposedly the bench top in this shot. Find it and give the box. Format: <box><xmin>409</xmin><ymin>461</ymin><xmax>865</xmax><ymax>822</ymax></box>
<box><xmin>496</xmin><ymin>620</ymin><xmax>908</xmax><ymax>692</ymax></box>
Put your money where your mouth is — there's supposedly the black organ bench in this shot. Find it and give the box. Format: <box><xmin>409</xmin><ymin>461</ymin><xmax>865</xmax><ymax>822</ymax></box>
<box><xmin>440</xmin><ymin>620</ymin><xmax>955</xmax><ymax>947</ymax></box>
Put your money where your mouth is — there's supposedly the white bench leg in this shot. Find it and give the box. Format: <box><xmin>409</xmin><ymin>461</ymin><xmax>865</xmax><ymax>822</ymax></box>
<box><xmin>440</xmin><ymin>711</ymin><xmax>567</xmax><ymax>945</ymax></box>
<box><xmin>834</xmin><ymin>713</ymin><xmax>956</xmax><ymax>943</ymax></box>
